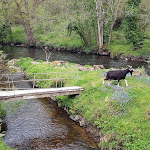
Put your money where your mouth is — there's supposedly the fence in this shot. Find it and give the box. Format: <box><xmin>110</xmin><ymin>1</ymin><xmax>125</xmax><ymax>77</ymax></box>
<box><xmin>0</xmin><ymin>71</ymin><xmax>79</xmax><ymax>90</ymax></box>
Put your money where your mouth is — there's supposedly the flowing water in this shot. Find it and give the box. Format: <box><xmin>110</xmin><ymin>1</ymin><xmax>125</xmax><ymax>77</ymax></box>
<box><xmin>1</xmin><ymin>45</ymin><xmax>150</xmax><ymax>74</ymax></box>
<box><xmin>0</xmin><ymin>45</ymin><xmax>149</xmax><ymax>150</ymax></box>
<box><xmin>2</xmin><ymin>74</ymin><xmax>98</xmax><ymax>150</ymax></box>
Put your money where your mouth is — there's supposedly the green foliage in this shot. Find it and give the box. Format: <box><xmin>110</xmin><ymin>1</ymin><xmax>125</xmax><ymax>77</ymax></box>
<box><xmin>109</xmin><ymin>31</ymin><xmax>150</xmax><ymax>58</ymax></box>
<box><xmin>0</xmin><ymin>103</ymin><xmax>10</xmax><ymax>150</ymax></box>
<box><xmin>127</xmin><ymin>0</ymin><xmax>141</xmax><ymax>6</ymax></box>
<box><xmin>0</xmin><ymin>51</ymin><xmax>7</xmax><ymax>61</ymax></box>
<box><xmin>67</xmin><ymin>0</ymin><xmax>97</xmax><ymax>48</ymax></box>
<box><xmin>0</xmin><ymin>23</ymin><xmax>12</xmax><ymax>43</ymax></box>
<box><xmin>0</xmin><ymin>103</ymin><xmax>6</xmax><ymax>118</ymax></box>
<box><xmin>2</xmin><ymin>100</ymin><xmax>27</xmax><ymax>115</ymax></box>
<box><xmin>124</xmin><ymin>0</ymin><xmax>143</xmax><ymax>48</ymax></box>
<box><xmin>0</xmin><ymin>141</ymin><xmax>12</xmax><ymax>150</ymax></box>
<box><xmin>11</xmin><ymin>25</ymin><xmax>26</xmax><ymax>44</ymax></box>
<box><xmin>1</xmin><ymin>0</ymin><xmax>150</xmax><ymax>57</ymax></box>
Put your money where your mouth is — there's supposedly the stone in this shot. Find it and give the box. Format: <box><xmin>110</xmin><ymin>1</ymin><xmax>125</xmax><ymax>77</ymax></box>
<box><xmin>50</xmin><ymin>60</ymin><xmax>67</xmax><ymax>66</ymax></box>
<box><xmin>75</xmin><ymin>64</ymin><xmax>82</xmax><ymax>67</ymax></box>
<box><xmin>69</xmin><ymin>115</ymin><xmax>76</xmax><ymax>121</ymax></box>
<box><xmin>31</xmin><ymin>61</ymin><xmax>40</xmax><ymax>64</ymax></box>
<box><xmin>8</xmin><ymin>59</ymin><xmax>19</xmax><ymax>66</ymax></box>
<box><xmin>74</xmin><ymin>115</ymin><xmax>80</xmax><ymax>121</ymax></box>
<box><xmin>146</xmin><ymin>112</ymin><xmax>150</xmax><ymax>120</ymax></box>
<box><xmin>93</xmin><ymin>65</ymin><xmax>105</xmax><ymax>70</ymax></box>
<box><xmin>133</xmin><ymin>69</ymin><xmax>144</xmax><ymax>76</ymax></box>
<box><xmin>79</xmin><ymin>118</ymin><xmax>86</xmax><ymax>127</ymax></box>
<box><xmin>79</xmin><ymin>66</ymin><xmax>93</xmax><ymax>71</ymax></box>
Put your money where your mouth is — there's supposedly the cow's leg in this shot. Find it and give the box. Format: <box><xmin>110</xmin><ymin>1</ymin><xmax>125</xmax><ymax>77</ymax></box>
<box><xmin>117</xmin><ymin>80</ymin><xmax>120</xmax><ymax>87</ymax></box>
<box><xmin>108</xmin><ymin>80</ymin><xmax>111</xmax><ymax>86</ymax></box>
<box><xmin>103</xmin><ymin>79</ymin><xmax>105</xmax><ymax>85</ymax></box>
<box><xmin>124</xmin><ymin>79</ymin><xmax>128</xmax><ymax>86</ymax></box>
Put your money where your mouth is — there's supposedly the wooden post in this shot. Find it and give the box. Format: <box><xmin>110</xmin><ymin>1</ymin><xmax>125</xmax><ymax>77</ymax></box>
<box><xmin>12</xmin><ymin>79</ymin><xmax>15</xmax><ymax>90</ymax></box>
<box><xmin>7</xmin><ymin>74</ymin><xmax>10</xmax><ymax>91</ymax></box>
<box><xmin>60</xmin><ymin>72</ymin><xmax>63</xmax><ymax>88</ymax></box>
<box><xmin>33</xmin><ymin>73</ymin><xmax>35</xmax><ymax>89</ymax></box>
<box><xmin>77</xmin><ymin>71</ymin><xmax>79</xmax><ymax>83</ymax></box>
<box><xmin>56</xmin><ymin>72</ymin><xmax>57</xmax><ymax>88</ymax></box>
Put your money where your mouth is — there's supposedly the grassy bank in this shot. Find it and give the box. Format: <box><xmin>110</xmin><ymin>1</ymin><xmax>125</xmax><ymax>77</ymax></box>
<box><xmin>10</xmin><ymin>25</ymin><xmax>83</xmax><ymax>49</ymax></box>
<box><xmin>7</xmin><ymin>25</ymin><xmax>150</xmax><ymax>59</ymax></box>
<box><xmin>0</xmin><ymin>103</ymin><xmax>12</xmax><ymax>150</ymax></box>
<box><xmin>15</xmin><ymin>57</ymin><xmax>150</xmax><ymax>149</ymax></box>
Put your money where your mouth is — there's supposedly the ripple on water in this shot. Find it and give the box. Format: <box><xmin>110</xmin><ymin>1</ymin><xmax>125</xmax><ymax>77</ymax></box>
<box><xmin>3</xmin><ymin>98</ymin><xmax>97</xmax><ymax>150</ymax></box>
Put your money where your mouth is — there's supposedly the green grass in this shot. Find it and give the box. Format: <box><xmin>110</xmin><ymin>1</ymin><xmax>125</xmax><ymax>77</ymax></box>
<box><xmin>0</xmin><ymin>141</ymin><xmax>12</xmax><ymax>150</ymax></box>
<box><xmin>9</xmin><ymin>24</ymin><xmax>150</xmax><ymax>58</ymax></box>
<box><xmin>0</xmin><ymin>100</ymin><xmax>26</xmax><ymax>150</ymax></box>
<box><xmin>11</xmin><ymin>25</ymin><xmax>27</xmax><ymax>44</ymax></box>
<box><xmin>11</xmin><ymin>24</ymin><xmax>83</xmax><ymax>49</ymax></box>
<box><xmin>109</xmin><ymin>31</ymin><xmax>150</xmax><ymax>58</ymax></box>
<box><xmin>0</xmin><ymin>102</ymin><xmax>12</xmax><ymax>150</ymax></box>
<box><xmin>16</xmin><ymin>57</ymin><xmax>150</xmax><ymax>149</ymax></box>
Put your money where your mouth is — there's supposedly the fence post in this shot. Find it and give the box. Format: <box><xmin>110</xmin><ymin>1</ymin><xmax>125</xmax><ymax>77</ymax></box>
<box><xmin>60</xmin><ymin>72</ymin><xmax>62</xmax><ymax>88</ymax></box>
<box><xmin>7</xmin><ymin>74</ymin><xmax>10</xmax><ymax>91</ymax></box>
<box><xmin>77</xmin><ymin>71</ymin><xmax>79</xmax><ymax>83</ymax></box>
<box><xmin>56</xmin><ymin>72</ymin><xmax>57</xmax><ymax>88</ymax></box>
<box><xmin>33</xmin><ymin>73</ymin><xmax>35</xmax><ymax>89</ymax></box>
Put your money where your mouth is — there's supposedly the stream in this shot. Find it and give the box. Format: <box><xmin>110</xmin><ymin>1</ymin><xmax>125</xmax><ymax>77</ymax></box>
<box><xmin>2</xmin><ymin>74</ymin><xmax>98</xmax><ymax>150</ymax></box>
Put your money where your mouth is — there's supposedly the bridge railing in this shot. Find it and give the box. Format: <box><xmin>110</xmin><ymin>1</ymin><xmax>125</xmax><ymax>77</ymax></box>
<box><xmin>0</xmin><ymin>71</ymin><xmax>79</xmax><ymax>90</ymax></box>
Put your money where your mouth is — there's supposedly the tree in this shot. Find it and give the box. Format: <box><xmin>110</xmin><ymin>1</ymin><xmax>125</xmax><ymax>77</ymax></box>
<box><xmin>1</xmin><ymin>0</ymin><xmax>46</xmax><ymax>47</ymax></box>
<box><xmin>68</xmin><ymin>0</ymin><xmax>97</xmax><ymax>48</ymax></box>
<box><xmin>96</xmin><ymin>0</ymin><xmax>104</xmax><ymax>52</ymax></box>
<box><xmin>96</xmin><ymin>0</ymin><xmax>124</xmax><ymax>52</ymax></box>
<box><xmin>124</xmin><ymin>0</ymin><xmax>143</xmax><ymax>49</ymax></box>
<box><xmin>140</xmin><ymin>0</ymin><xmax>150</xmax><ymax>30</ymax></box>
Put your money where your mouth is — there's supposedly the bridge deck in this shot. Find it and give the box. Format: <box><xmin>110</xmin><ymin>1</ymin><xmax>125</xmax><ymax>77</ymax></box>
<box><xmin>0</xmin><ymin>86</ymin><xmax>84</xmax><ymax>101</ymax></box>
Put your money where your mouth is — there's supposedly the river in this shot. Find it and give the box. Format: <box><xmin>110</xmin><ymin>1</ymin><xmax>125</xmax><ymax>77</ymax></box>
<box><xmin>1</xmin><ymin>45</ymin><xmax>150</xmax><ymax>75</ymax></box>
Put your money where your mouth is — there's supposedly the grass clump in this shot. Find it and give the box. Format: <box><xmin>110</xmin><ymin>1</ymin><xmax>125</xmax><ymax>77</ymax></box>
<box><xmin>16</xmin><ymin>57</ymin><xmax>150</xmax><ymax>149</ymax></box>
<box><xmin>0</xmin><ymin>103</ymin><xmax>12</xmax><ymax>150</ymax></box>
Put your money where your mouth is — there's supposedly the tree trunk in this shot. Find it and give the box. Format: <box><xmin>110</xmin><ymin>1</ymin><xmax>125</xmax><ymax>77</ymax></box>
<box><xmin>96</xmin><ymin>0</ymin><xmax>104</xmax><ymax>53</ymax></box>
<box><xmin>107</xmin><ymin>0</ymin><xmax>122</xmax><ymax>47</ymax></box>
<box><xmin>22</xmin><ymin>20</ymin><xmax>36</xmax><ymax>47</ymax></box>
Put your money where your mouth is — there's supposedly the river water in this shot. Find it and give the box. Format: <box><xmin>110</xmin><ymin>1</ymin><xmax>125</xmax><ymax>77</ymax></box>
<box><xmin>1</xmin><ymin>45</ymin><xmax>150</xmax><ymax>75</ymax></box>
<box><xmin>0</xmin><ymin>45</ymin><xmax>149</xmax><ymax>150</ymax></box>
<box><xmin>2</xmin><ymin>74</ymin><xmax>98</xmax><ymax>150</ymax></box>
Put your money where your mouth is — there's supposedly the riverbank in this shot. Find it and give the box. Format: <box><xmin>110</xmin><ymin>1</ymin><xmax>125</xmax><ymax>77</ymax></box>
<box><xmin>1</xmin><ymin>38</ymin><xmax>150</xmax><ymax>63</ymax></box>
<box><xmin>12</xmin><ymin>57</ymin><xmax>150</xmax><ymax>149</ymax></box>
<box><xmin>0</xmin><ymin>60</ymin><xmax>13</xmax><ymax>150</ymax></box>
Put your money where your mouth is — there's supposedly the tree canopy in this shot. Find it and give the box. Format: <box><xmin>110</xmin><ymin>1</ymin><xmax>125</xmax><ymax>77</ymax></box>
<box><xmin>0</xmin><ymin>0</ymin><xmax>150</xmax><ymax>53</ymax></box>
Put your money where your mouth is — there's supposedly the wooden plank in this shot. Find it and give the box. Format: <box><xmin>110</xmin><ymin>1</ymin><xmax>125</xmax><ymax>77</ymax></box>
<box><xmin>0</xmin><ymin>86</ymin><xmax>84</xmax><ymax>101</ymax></box>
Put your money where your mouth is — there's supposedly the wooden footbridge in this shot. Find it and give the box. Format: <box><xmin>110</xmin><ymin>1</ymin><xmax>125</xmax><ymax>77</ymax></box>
<box><xmin>0</xmin><ymin>72</ymin><xmax>83</xmax><ymax>101</ymax></box>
